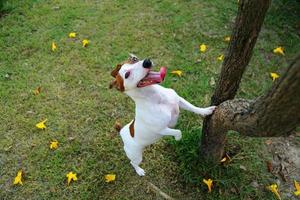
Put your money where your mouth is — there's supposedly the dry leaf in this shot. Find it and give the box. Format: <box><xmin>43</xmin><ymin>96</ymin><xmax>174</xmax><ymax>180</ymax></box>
<box><xmin>265</xmin><ymin>139</ymin><xmax>272</xmax><ymax>145</ymax></box>
<box><xmin>239</xmin><ymin>165</ymin><xmax>247</xmax><ymax>171</ymax></box>
<box><xmin>33</xmin><ymin>86</ymin><xmax>41</xmax><ymax>95</ymax></box>
<box><xmin>266</xmin><ymin>161</ymin><xmax>273</xmax><ymax>172</ymax></box>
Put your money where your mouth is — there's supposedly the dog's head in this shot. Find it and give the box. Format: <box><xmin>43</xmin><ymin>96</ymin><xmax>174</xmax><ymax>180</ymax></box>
<box><xmin>109</xmin><ymin>54</ymin><xmax>166</xmax><ymax>92</ymax></box>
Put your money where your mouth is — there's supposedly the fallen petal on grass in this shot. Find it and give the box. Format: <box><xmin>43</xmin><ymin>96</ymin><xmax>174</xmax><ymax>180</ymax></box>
<box><xmin>69</xmin><ymin>32</ymin><xmax>76</xmax><ymax>38</ymax></box>
<box><xmin>171</xmin><ymin>70</ymin><xmax>183</xmax><ymax>77</ymax></box>
<box><xmin>36</xmin><ymin>119</ymin><xmax>47</xmax><ymax>130</ymax></box>
<box><xmin>224</xmin><ymin>36</ymin><xmax>231</xmax><ymax>42</ymax></box>
<box><xmin>13</xmin><ymin>170</ymin><xmax>23</xmax><ymax>185</ymax></box>
<box><xmin>203</xmin><ymin>178</ymin><xmax>213</xmax><ymax>193</ymax></box>
<box><xmin>217</xmin><ymin>54</ymin><xmax>224</xmax><ymax>61</ymax></box>
<box><xmin>82</xmin><ymin>39</ymin><xmax>89</xmax><ymax>47</ymax></box>
<box><xmin>266</xmin><ymin>184</ymin><xmax>281</xmax><ymax>200</ymax></box>
<box><xmin>51</xmin><ymin>42</ymin><xmax>57</xmax><ymax>51</ymax></box>
<box><xmin>199</xmin><ymin>44</ymin><xmax>207</xmax><ymax>53</ymax></box>
<box><xmin>294</xmin><ymin>180</ymin><xmax>300</xmax><ymax>196</ymax></box>
<box><xmin>50</xmin><ymin>141</ymin><xmax>58</xmax><ymax>150</ymax></box>
<box><xmin>273</xmin><ymin>46</ymin><xmax>284</xmax><ymax>56</ymax></box>
<box><xmin>270</xmin><ymin>72</ymin><xmax>279</xmax><ymax>81</ymax></box>
<box><xmin>66</xmin><ymin>172</ymin><xmax>77</xmax><ymax>185</ymax></box>
<box><xmin>105</xmin><ymin>174</ymin><xmax>116</xmax><ymax>183</ymax></box>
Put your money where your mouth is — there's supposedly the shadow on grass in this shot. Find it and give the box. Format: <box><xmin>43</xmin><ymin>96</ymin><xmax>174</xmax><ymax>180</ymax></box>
<box><xmin>0</xmin><ymin>0</ymin><xmax>15</xmax><ymax>17</ymax></box>
<box><xmin>167</xmin><ymin>127</ymin><xmax>275</xmax><ymax>200</ymax></box>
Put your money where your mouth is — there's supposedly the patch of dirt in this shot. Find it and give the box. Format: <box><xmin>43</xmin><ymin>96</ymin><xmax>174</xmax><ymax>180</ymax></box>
<box><xmin>265</xmin><ymin>134</ymin><xmax>300</xmax><ymax>200</ymax></box>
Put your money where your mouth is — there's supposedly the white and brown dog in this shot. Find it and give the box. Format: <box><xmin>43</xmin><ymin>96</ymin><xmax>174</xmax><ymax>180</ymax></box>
<box><xmin>110</xmin><ymin>55</ymin><xmax>216</xmax><ymax>176</ymax></box>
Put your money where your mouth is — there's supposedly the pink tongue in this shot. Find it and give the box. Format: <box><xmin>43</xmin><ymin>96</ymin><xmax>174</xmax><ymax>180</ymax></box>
<box><xmin>144</xmin><ymin>67</ymin><xmax>167</xmax><ymax>83</ymax></box>
<box><xmin>160</xmin><ymin>67</ymin><xmax>166</xmax><ymax>80</ymax></box>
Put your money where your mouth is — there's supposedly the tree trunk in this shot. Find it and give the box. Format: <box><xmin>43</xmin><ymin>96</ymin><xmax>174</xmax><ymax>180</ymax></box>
<box><xmin>211</xmin><ymin>0</ymin><xmax>272</xmax><ymax>105</ymax></box>
<box><xmin>201</xmin><ymin>55</ymin><xmax>300</xmax><ymax>161</ymax></box>
<box><xmin>201</xmin><ymin>0</ymin><xmax>271</xmax><ymax>161</ymax></box>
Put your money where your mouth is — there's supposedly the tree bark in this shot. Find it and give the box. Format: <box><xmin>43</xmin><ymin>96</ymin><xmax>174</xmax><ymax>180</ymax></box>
<box><xmin>201</xmin><ymin>0</ymin><xmax>272</xmax><ymax>161</ymax></box>
<box><xmin>200</xmin><ymin>55</ymin><xmax>300</xmax><ymax>161</ymax></box>
<box><xmin>211</xmin><ymin>0</ymin><xmax>272</xmax><ymax>105</ymax></box>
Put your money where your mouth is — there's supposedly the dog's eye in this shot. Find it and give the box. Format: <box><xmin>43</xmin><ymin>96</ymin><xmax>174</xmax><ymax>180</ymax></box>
<box><xmin>125</xmin><ymin>71</ymin><xmax>130</xmax><ymax>79</ymax></box>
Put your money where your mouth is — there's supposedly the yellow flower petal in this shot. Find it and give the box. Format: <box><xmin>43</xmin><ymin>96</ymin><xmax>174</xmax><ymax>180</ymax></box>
<box><xmin>273</xmin><ymin>46</ymin><xmax>285</xmax><ymax>56</ymax></box>
<box><xmin>13</xmin><ymin>170</ymin><xmax>23</xmax><ymax>185</ymax></box>
<box><xmin>69</xmin><ymin>32</ymin><xmax>76</xmax><ymax>38</ymax></box>
<box><xmin>224</xmin><ymin>36</ymin><xmax>231</xmax><ymax>42</ymax></box>
<box><xmin>51</xmin><ymin>42</ymin><xmax>57</xmax><ymax>52</ymax></box>
<box><xmin>199</xmin><ymin>44</ymin><xmax>207</xmax><ymax>53</ymax></box>
<box><xmin>267</xmin><ymin>184</ymin><xmax>281</xmax><ymax>200</ymax></box>
<box><xmin>171</xmin><ymin>70</ymin><xmax>183</xmax><ymax>77</ymax></box>
<box><xmin>294</xmin><ymin>180</ymin><xmax>300</xmax><ymax>196</ymax></box>
<box><xmin>203</xmin><ymin>178</ymin><xmax>213</xmax><ymax>193</ymax></box>
<box><xmin>50</xmin><ymin>141</ymin><xmax>58</xmax><ymax>150</ymax></box>
<box><xmin>82</xmin><ymin>39</ymin><xmax>89</xmax><ymax>47</ymax></box>
<box><xmin>220</xmin><ymin>153</ymin><xmax>231</xmax><ymax>164</ymax></box>
<box><xmin>270</xmin><ymin>72</ymin><xmax>279</xmax><ymax>81</ymax></box>
<box><xmin>36</xmin><ymin>119</ymin><xmax>47</xmax><ymax>129</ymax></box>
<box><xmin>217</xmin><ymin>54</ymin><xmax>224</xmax><ymax>61</ymax></box>
<box><xmin>220</xmin><ymin>156</ymin><xmax>227</xmax><ymax>163</ymax></box>
<box><xmin>220</xmin><ymin>157</ymin><xmax>227</xmax><ymax>162</ymax></box>
<box><xmin>105</xmin><ymin>174</ymin><xmax>116</xmax><ymax>183</ymax></box>
<box><xmin>66</xmin><ymin>172</ymin><xmax>77</xmax><ymax>185</ymax></box>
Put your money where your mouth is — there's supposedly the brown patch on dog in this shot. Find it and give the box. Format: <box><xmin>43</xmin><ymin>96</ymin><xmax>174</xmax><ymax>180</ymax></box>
<box><xmin>129</xmin><ymin>119</ymin><xmax>135</xmax><ymax>137</ymax></box>
<box><xmin>114</xmin><ymin>121</ymin><xmax>122</xmax><ymax>132</ymax></box>
<box><xmin>111</xmin><ymin>64</ymin><xmax>122</xmax><ymax>78</ymax></box>
<box><xmin>115</xmin><ymin>74</ymin><xmax>125</xmax><ymax>92</ymax></box>
<box><xmin>109</xmin><ymin>63</ymin><xmax>125</xmax><ymax>92</ymax></box>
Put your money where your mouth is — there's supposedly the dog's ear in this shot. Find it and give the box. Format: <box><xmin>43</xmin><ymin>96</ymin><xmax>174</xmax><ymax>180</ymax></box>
<box><xmin>111</xmin><ymin>64</ymin><xmax>122</xmax><ymax>78</ymax></box>
<box><xmin>109</xmin><ymin>74</ymin><xmax>125</xmax><ymax>92</ymax></box>
<box><xmin>109</xmin><ymin>80</ymin><xmax>117</xmax><ymax>89</ymax></box>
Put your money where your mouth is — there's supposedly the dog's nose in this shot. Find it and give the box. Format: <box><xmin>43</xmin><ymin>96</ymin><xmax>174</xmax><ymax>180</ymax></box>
<box><xmin>143</xmin><ymin>59</ymin><xmax>152</xmax><ymax>68</ymax></box>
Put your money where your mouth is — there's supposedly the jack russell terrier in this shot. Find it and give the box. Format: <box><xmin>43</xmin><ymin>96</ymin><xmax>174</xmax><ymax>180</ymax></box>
<box><xmin>109</xmin><ymin>54</ymin><xmax>216</xmax><ymax>176</ymax></box>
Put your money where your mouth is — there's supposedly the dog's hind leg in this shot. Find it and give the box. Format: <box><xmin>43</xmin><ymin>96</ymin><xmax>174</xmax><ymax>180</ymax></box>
<box><xmin>124</xmin><ymin>146</ymin><xmax>145</xmax><ymax>176</ymax></box>
<box><xmin>178</xmin><ymin>97</ymin><xmax>216</xmax><ymax>117</ymax></box>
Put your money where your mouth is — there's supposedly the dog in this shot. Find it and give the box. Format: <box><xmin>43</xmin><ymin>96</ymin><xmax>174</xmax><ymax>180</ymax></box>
<box><xmin>109</xmin><ymin>54</ymin><xmax>216</xmax><ymax>176</ymax></box>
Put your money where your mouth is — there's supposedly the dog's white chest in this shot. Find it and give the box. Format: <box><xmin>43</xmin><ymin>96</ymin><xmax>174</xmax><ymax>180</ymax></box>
<box><xmin>135</xmin><ymin>89</ymin><xmax>179</xmax><ymax>129</ymax></box>
<box><xmin>169</xmin><ymin>103</ymin><xmax>179</xmax><ymax>127</ymax></box>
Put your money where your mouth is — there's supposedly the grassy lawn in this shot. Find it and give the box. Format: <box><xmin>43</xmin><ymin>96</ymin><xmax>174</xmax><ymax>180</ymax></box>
<box><xmin>0</xmin><ymin>0</ymin><xmax>299</xmax><ymax>199</ymax></box>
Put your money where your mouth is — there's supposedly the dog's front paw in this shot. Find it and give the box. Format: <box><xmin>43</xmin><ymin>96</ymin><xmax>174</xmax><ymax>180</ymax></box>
<box><xmin>201</xmin><ymin>106</ymin><xmax>216</xmax><ymax>116</ymax></box>
<box><xmin>174</xmin><ymin>130</ymin><xmax>182</xmax><ymax>141</ymax></box>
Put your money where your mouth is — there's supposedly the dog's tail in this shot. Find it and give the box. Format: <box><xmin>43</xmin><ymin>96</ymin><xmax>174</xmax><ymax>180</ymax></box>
<box><xmin>114</xmin><ymin>121</ymin><xmax>122</xmax><ymax>132</ymax></box>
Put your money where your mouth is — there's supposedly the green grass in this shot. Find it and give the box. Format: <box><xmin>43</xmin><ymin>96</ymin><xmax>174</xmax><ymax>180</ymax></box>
<box><xmin>0</xmin><ymin>0</ymin><xmax>299</xmax><ymax>199</ymax></box>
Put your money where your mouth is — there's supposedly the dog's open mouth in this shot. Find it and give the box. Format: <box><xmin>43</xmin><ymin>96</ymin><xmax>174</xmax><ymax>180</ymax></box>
<box><xmin>137</xmin><ymin>67</ymin><xmax>166</xmax><ymax>88</ymax></box>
